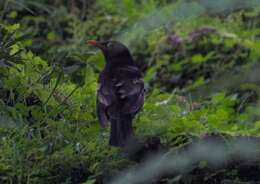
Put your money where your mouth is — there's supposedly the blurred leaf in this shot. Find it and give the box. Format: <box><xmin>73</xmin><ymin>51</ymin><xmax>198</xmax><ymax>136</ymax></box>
<box><xmin>192</xmin><ymin>54</ymin><xmax>205</xmax><ymax>64</ymax></box>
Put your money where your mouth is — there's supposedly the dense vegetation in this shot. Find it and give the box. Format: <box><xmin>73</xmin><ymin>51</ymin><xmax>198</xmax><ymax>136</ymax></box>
<box><xmin>0</xmin><ymin>0</ymin><xmax>260</xmax><ymax>183</ymax></box>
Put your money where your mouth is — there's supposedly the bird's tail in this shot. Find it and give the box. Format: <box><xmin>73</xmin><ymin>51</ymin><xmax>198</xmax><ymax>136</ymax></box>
<box><xmin>109</xmin><ymin>114</ymin><xmax>133</xmax><ymax>147</ymax></box>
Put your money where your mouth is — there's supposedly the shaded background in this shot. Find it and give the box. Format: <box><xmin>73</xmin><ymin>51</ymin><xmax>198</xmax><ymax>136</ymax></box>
<box><xmin>0</xmin><ymin>0</ymin><xmax>260</xmax><ymax>183</ymax></box>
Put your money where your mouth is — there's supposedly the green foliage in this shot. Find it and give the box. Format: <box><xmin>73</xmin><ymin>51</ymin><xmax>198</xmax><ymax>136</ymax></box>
<box><xmin>0</xmin><ymin>0</ymin><xmax>260</xmax><ymax>183</ymax></box>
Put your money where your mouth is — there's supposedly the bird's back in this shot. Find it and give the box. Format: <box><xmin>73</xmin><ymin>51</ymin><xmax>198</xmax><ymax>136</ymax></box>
<box><xmin>97</xmin><ymin>64</ymin><xmax>144</xmax><ymax>146</ymax></box>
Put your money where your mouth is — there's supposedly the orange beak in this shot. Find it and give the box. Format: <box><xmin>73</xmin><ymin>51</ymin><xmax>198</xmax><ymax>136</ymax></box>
<box><xmin>87</xmin><ymin>40</ymin><xmax>106</xmax><ymax>50</ymax></box>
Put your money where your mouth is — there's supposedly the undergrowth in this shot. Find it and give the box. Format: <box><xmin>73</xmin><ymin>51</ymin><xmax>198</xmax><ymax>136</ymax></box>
<box><xmin>0</xmin><ymin>0</ymin><xmax>260</xmax><ymax>183</ymax></box>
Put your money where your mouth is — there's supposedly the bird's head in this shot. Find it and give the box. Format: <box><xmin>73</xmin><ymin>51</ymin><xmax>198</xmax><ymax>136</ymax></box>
<box><xmin>87</xmin><ymin>40</ymin><xmax>133</xmax><ymax>64</ymax></box>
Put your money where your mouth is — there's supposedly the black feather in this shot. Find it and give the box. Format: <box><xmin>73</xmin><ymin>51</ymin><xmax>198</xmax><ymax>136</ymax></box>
<box><xmin>95</xmin><ymin>40</ymin><xmax>144</xmax><ymax>147</ymax></box>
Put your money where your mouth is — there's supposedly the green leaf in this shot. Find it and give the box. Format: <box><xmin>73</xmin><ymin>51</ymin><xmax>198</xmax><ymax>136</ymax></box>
<box><xmin>47</xmin><ymin>32</ymin><xmax>56</xmax><ymax>41</ymax></box>
<box><xmin>6</xmin><ymin>33</ymin><xmax>31</xmax><ymax>48</ymax></box>
<box><xmin>10</xmin><ymin>44</ymin><xmax>20</xmax><ymax>55</ymax></box>
<box><xmin>63</xmin><ymin>64</ymin><xmax>80</xmax><ymax>74</ymax></box>
<box><xmin>7</xmin><ymin>11</ymin><xmax>17</xmax><ymax>19</ymax></box>
<box><xmin>5</xmin><ymin>24</ymin><xmax>20</xmax><ymax>32</ymax></box>
<box><xmin>83</xmin><ymin>179</ymin><xmax>96</xmax><ymax>184</ymax></box>
<box><xmin>191</xmin><ymin>54</ymin><xmax>206</xmax><ymax>64</ymax></box>
<box><xmin>212</xmin><ymin>93</ymin><xmax>226</xmax><ymax>105</ymax></box>
<box><xmin>87</xmin><ymin>53</ymin><xmax>105</xmax><ymax>70</ymax></box>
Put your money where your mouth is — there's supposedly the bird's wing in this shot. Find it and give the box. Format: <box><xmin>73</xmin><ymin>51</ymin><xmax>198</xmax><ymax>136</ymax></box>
<box><xmin>97</xmin><ymin>66</ymin><xmax>144</xmax><ymax>126</ymax></box>
<box><xmin>96</xmin><ymin>99</ymin><xmax>109</xmax><ymax>128</ymax></box>
<box><xmin>96</xmin><ymin>81</ymin><xmax>115</xmax><ymax>127</ymax></box>
<box><xmin>115</xmin><ymin>66</ymin><xmax>144</xmax><ymax>114</ymax></box>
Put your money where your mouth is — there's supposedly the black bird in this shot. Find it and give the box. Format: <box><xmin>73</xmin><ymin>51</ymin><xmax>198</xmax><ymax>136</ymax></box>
<box><xmin>87</xmin><ymin>40</ymin><xmax>144</xmax><ymax>147</ymax></box>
